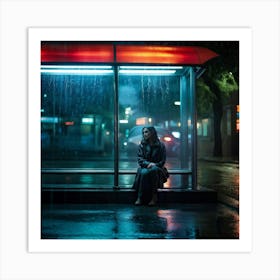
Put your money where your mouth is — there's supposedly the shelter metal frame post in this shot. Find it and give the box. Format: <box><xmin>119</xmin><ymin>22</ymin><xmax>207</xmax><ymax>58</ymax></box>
<box><xmin>180</xmin><ymin>73</ymin><xmax>189</xmax><ymax>188</ymax></box>
<box><xmin>190</xmin><ymin>67</ymin><xmax>198</xmax><ymax>190</ymax></box>
<box><xmin>113</xmin><ymin>65</ymin><xmax>119</xmax><ymax>189</ymax></box>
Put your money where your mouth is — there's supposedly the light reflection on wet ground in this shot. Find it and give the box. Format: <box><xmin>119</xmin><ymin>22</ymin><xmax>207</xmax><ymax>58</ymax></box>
<box><xmin>42</xmin><ymin>203</ymin><xmax>239</xmax><ymax>239</ymax></box>
<box><xmin>41</xmin><ymin>159</ymin><xmax>239</xmax><ymax>240</ymax></box>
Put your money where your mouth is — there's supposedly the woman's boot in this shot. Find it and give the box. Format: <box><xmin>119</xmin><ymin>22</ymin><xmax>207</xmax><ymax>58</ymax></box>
<box><xmin>134</xmin><ymin>198</ymin><xmax>142</xmax><ymax>205</ymax></box>
<box><xmin>148</xmin><ymin>193</ymin><xmax>157</xmax><ymax>206</ymax></box>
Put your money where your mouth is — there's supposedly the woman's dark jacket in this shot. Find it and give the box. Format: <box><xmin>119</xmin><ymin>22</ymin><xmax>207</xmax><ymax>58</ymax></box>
<box><xmin>132</xmin><ymin>140</ymin><xmax>169</xmax><ymax>189</ymax></box>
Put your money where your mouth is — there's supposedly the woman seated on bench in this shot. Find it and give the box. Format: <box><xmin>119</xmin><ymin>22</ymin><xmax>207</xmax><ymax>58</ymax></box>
<box><xmin>133</xmin><ymin>126</ymin><xmax>169</xmax><ymax>206</ymax></box>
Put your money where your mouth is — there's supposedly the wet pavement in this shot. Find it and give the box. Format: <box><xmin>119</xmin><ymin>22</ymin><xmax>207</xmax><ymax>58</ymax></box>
<box><xmin>197</xmin><ymin>159</ymin><xmax>239</xmax><ymax>208</ymax></box>
<box><xmin>198</xmin><ymin>159</ymin><xmax>239</xmax><ymax>196</ymax></box>
<box><xmin>42</xmin><ymin>202</ymin><xmax>239</xmax><ymax>239</ymax></box>
<box><xmin>41</xmin><ymin>158</ymin><xmax>239</xmax><ymax>240</ymax></box>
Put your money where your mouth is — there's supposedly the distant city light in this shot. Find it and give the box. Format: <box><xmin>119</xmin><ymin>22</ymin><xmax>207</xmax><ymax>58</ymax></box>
<box><xmin>172</xmin><ymin>131</ymin><xmax>180</xmax><ymax>138</ymax></box>
<box><xmin>64</xmin><ymin>121</ymin><xmax>74</xmax><ymax>126</ymax></box>
<box><xmin>236</xmin><ymin>105</ymin><xmax>240</xmax><ymax>131</ymax></box>
<box><xmin>119</xmin><ymin>120</ymin><xmax>128</xmax><ymax>124</ymax></box>
<box><xmin>82</xmin><ymin>117</ymin><xmax>94</xmax><ymax>124</ymax></box>
<box><xmin>174</xmin><ymin>101</ymin><xmax>181</xmax><ymax>106</ymax></box>
<box><xmin>41</xmin><ymin>117</ymin><xmax>59</xmax><ymax>123</ymax></box>
<box><xmin>125</xmin><ymin>107</ymin><xmax>132</xmax><ymax>115</ymax></box>
<box><xmin>162</xmin><ymin>136</ymin><xmax>172</xmax><ymax>142</ymax></box>
<box><xmin>136</xmin><ymin>117</ymin><xmax>150</xmax><ymax>125</ymax></box>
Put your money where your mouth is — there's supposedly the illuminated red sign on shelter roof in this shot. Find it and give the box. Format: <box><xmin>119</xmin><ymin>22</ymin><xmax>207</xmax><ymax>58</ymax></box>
<box><xmin>41</xmin><ymin>42</ymin><xmax>218</xmax><ymax>65</ymax></box>
<box><xmin>41</xmin><ymin>43</ymin><xmax>114</xmax><ymax>63</ymax></box>
<box><xmin>116</xmin><ymin>45</ymin><xmax>218</xmax><ymax>65</ymax></box>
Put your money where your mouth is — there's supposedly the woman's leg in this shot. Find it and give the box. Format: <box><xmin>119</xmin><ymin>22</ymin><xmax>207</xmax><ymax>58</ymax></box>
<box><xmin>148</xmin><ymin>166</ymin><xmax>160</xmax><ymax>194</ymax></box>
<box><xmin>146</xmin><ymin>166</ymin><xmax>160</xmax><ymax>206</ymax></box>
<box><xmin>135</xmin><ymin>167</ymin><xmax>160</xmax><ymax>205</ymax></box>
<box><xmin>135</xmin><ymin>168</ymin><xmax>149</xmax><ymax>205</ymax></box>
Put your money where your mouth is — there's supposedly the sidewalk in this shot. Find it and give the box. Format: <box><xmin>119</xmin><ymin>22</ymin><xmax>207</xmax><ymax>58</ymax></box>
<box><xmin>198</xmin><ymin>157</ymin><xmax>239</xmax><ymax>210</ymax></box>
<box><xmin>198</xmin><ymin>156</ymin><xmax>239</xmax><ymax>164</ymax></box>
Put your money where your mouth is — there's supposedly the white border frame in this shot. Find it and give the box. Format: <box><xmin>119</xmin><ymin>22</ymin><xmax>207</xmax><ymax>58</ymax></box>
<box><xmin>1</xmin><ymin>0</ymin><xmax>280</xmax><ymax>279</ymax></box>
<box><xmin>28</xmin><ymin>27</ymin><xmax>252</xmax><ymax>253</ymax></box>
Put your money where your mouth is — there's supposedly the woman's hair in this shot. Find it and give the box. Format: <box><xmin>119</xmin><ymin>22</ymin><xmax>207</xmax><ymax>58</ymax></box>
<box><xmin>142</xmin><ymin>126</ymin><xmax>159</xmax><ymax>144</ymax></box>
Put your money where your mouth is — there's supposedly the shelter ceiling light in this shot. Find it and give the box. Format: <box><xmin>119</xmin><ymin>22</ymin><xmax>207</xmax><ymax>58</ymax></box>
<box><xmin>119</xmin><ymin>65</ymin><xmax>183</xmax><ymax>75</ymax></box>
<box><xmin>119</xmin><ymin>69</ymin><xmax>176</xmax><ymax>75</ymax></box>
<box><xmin>119</xmin><ymin>66</ymin><xmax>183</xmax><ymax>70</ymax></box>
<box><xmin>41</xmin><ymin>65</ymin><xmax>113</xmax><ymax>75</ymax></box>
<box><xmin>42</xmin><ymin>65</ymin><xmax>113</xmax><ymax>69</ymax></box>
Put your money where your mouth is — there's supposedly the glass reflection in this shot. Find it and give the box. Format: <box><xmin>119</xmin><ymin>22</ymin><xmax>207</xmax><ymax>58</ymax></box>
<box><xmin>41</xmin><ymin>65</ymin><xmax>194</xmax><ymax>188</ymax></box>
<box><xmin>41</xmin><ymin>72</ymin><xmax>115</xmax><ymax>167</ymax></box>
<box><xmin>118</xmin><ymin>70</ymin><xmax>190</xmax><ymax>167</ymax></box>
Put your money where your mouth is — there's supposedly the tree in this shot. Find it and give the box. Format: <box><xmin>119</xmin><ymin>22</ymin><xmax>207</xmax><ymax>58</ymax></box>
<box><xmin>196</xmin><ymin>42</ymin><xmax>239</xmax><ymax>157</ymax></box>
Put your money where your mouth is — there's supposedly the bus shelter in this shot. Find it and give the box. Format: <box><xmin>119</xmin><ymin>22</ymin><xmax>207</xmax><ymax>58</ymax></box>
<box><xmin>41</xmin><ymin>42</ymin><xmax>218</xmax><ymax>193</ymax></box>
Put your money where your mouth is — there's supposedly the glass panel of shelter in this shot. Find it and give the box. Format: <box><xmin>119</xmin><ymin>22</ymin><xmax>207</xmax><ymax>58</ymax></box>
<box><xmin>41</xmin><ymin>65</ymin><xmax>195</xmax><ymax>189</ymax></box>
<box><xmin>118</xmin><ymin>66</ymin><xmax>194</xmax><ymax>189</ymax></box>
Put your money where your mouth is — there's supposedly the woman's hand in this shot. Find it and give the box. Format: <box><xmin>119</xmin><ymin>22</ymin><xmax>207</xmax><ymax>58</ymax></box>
<box><xmin>147</xmin><ymin>162</ymin><xmax>156</xmax><ymax>168</ymax></box>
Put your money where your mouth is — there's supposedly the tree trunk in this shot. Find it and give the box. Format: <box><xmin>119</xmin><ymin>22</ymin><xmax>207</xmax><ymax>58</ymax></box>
<box><xmin>203</xmin><ymin>72</ymin><xmax>225</xmax><ymax>158</ymax></box>
<box><xmin>212</xmin><ymin>94</ymin><xmax>223</xmax><ymax>157</ymax></box>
